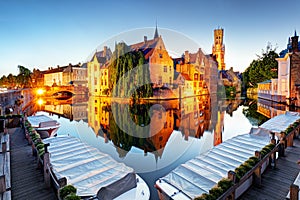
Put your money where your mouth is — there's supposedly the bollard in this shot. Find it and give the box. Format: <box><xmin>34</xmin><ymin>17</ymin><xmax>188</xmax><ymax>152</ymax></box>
<box><xmin>290</xmin><ymin>184</ymin><xmax>299</xmax><ymax>200</ymax></box>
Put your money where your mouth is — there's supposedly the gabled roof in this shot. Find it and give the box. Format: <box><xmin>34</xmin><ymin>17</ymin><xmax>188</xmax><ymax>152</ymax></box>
<box><xmin>130</xmin><ymin>38</ymin><xmax>159</xmax><ymax>59</ymax></box>
<box><xmin>91</xmin><ymin>48</ymin><xmax>112</xmax><ymax>63</ymax></box>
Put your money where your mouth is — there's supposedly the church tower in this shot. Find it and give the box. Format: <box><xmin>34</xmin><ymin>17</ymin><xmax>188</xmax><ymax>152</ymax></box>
<box><xmin>212</xmin><ymin>28</ymin><xmax>226</xmax><ymax>70</ymax></box>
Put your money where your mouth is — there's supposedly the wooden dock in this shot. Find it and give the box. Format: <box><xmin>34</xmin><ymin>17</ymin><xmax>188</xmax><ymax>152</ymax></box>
<box><xmin>9</xmin><ymin>127</ymin><xmax>57</xmax><ymax>200</ymax></box>
<box><xmin>241</xmin><ymin>138</ymin><xmax>300</xmax><ymax>200</ymax></box>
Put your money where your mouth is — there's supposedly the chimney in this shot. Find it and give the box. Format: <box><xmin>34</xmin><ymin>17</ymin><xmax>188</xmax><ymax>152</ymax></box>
<box><xmin>144</xmin><ymin>36</ymin><xmax>147</xmax><ymax>43</ymax></box>
<box><xmin>57</xmin><ymin>65</ymin><xmax>60</xmax><ymax>68</ymax></box>
<box><xmin>291</xmin><ymin>33</ymin><xmax>299</xmax><ymax>52</ymax></box>
<box><xmin>103</xmin><ymin>46</ymin><xmax>107</xmax><ymax>56</ymax></box>
<box><xmin>184</xmin><ymin>51</ymin><xmax>190</xmax><ymax>63</ymax></box>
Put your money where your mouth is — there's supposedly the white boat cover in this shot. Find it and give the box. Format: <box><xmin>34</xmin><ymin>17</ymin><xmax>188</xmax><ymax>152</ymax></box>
<box><xmin>43</xmin><ymin>135</ymin><xmax>137</xmax><ymax>199</ymax></box>
<box><xmin>260</xmin><ymin>111</ymin><xmax>300</xmax><ymax>133</ymax></box>
<box><xmin>158</xmin><ymin>128</ymin><xmax>270</xmax><ymax>199</ymax></box>
<box><xmin>27</xmin><ymin>115</ymin><xmax>59</xmax><ymax>128</ymax></box>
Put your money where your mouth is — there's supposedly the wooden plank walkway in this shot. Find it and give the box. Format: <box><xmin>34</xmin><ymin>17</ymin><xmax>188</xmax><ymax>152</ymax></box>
<box><xmin>9</xmin><ymin>127</ymin><xmax>57</xmax><ymax>200</ymax></box>
<box><xmin>241</xmin><ymin>138</ymin><xmax>300</xmax><ymax>200</ymax></box>
<box><xmin>0</xmin><ymin>130</ymin><xmax>11</xmax><ymax>200</ymax></box>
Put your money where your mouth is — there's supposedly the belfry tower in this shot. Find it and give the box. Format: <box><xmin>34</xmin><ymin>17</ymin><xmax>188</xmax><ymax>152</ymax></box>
<box><xmin>212</xmin><ymin>28</ymin><xmax>226</xmax><ymax>70</ymax></box>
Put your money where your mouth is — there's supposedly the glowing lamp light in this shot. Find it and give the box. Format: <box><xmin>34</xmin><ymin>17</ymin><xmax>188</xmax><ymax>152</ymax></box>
<box><xmin>37</xmin><ymin>99</ymin><xmax>44</xmax><ymax>105</ymax></box>
<box><xmin>37</xmin><ymin>88</ymin><xmax>45</xmax><ymax>95</ymax></box>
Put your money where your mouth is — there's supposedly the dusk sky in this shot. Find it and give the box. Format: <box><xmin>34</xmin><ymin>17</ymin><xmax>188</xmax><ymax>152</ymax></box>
<box><xmin>0</xmin><ymin>0</ymin><xmax>299</xmax><ymax>77</ymax></box>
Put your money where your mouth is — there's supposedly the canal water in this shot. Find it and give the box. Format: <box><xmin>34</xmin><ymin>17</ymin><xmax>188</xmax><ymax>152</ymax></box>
<box><xmin>30</xmin><ymin>94</ymin><xmax>296</xmax><ymax>200</ymax></box>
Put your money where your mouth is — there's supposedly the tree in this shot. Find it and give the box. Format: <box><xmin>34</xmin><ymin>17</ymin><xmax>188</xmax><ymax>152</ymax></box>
<box><xmin>242</xmin><ymin>44</ymin><xmax>279</xmax><ymax>88</ymax></box>
<box><xmin>17</xmin><ymin>65</ymin><xmax>32</xmax><ymax>88</ymax></box>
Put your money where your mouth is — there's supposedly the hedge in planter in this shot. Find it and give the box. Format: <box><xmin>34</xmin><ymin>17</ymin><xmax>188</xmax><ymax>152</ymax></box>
<box><xmin>60</xmin><ymin>185</ymin><xmax>77</xmax><ymax>200</ymax></box>
<box><xmin>194</xmin><ymin>178</ymin><xmax>233</xmax><ymax>200</ymax></box>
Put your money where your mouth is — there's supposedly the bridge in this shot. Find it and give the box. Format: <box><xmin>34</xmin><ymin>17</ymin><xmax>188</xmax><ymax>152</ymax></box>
<box><xmin>42</xmin><ymin>86</ymin><xmax>88</xmax><ymax>97</ymax></box>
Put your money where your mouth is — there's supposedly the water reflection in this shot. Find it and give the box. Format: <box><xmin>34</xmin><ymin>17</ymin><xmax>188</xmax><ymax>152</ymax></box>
<box><xmin>87</xmin><ymin>94</ymin><xmax>213</xmax><ymax>159</ymax></box>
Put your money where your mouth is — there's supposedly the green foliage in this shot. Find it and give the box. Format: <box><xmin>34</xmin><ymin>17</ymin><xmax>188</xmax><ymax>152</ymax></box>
<box><xmin>225</xmin><ymin>86</ymin><xmax>236</xmax><ymax>98</ymax></box>
<box><xmin>242</xmin><ymin>99</ymin><xmax>269</xmax><ymax>126</ymax></box>
<box><xmin>0</xmin><ymin>65</ymin><xmax>33</xmax><ymax>88</ymax></box>
<box><xmin>109</xmin><ymin>42</ymin><xmax>153</xmax><ymax>98</ymax></box>
<box><xmin>209</xmin><ymin>186</ymin><xmax>223</xmax><ymax>199</ymax></box>
<box><xmin>242</xmin><ymin>44</ymin><xmax>279</xmax><ymax>89</ymax></box>
<box><xmin>217</xmin><ymin>178</ymin><xmax>233</xmax><ymax>192</ymax></box>
<box><xmin>60</xmin><ymin>185</ymin><xmax>77</xmax><ymax>200</ymax></box>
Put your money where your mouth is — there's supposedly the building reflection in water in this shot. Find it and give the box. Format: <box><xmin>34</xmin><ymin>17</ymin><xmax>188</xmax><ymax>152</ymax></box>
<box><xmin>37</xmin><ymin>95</ymin><xmax>88</xmax><ymax>122</ymax></box>
<box><xmin>86</xmin><ymin>93</ymin><xmax>228</xmax><ymax>159</ymax></box>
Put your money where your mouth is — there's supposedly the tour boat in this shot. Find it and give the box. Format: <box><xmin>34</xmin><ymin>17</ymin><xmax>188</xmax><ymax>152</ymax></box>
<box><xmin>27</xmin><ymin>114</ymin><xmax>60</xmax><ymax>139</ymax></box>
<box><xmin>43</xmin><ymin>135</ymin><xmax>150</xmax><ymax>200</ymax></box>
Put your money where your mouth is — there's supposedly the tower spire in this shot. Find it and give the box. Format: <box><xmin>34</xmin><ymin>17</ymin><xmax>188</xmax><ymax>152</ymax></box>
<box><xmin>295</xmin><ymin>29</ymin><xmax>297</xmax><ymax>37</ymax></box>
<box><xmin>154</xmin><ymin>21</ymin><xmax>159</xmax><ymax>39</ymax></box>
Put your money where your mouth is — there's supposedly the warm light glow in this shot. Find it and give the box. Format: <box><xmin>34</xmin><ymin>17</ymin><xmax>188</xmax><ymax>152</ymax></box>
<box><xmin>37</xmin><ymin>98</ymin><xmax>44</xmax><ymax>105</ymax></box>
<box><xmin>37</xmin><ymin>88</ymin><xmax>45</xmax><ymax>95</ymax></box>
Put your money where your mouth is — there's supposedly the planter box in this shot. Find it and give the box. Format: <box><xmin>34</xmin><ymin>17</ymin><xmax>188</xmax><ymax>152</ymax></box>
<box><xmin>235</xmin><ymin>176</ymin><xmax>253</xmax><ymax>199</ymax></box>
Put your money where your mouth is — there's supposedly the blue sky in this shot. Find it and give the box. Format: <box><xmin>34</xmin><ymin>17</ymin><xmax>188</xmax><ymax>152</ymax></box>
<box><xmin>0</xmin><ymin>0</ymin><xmax>299</xmax><ymax>76</ymax></box>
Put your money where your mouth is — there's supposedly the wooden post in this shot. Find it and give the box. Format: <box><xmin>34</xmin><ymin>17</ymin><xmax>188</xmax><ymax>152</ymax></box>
<box><xmin>255</xmin><ymin>151</ymin><xmax>261</xmax><ymax>160</ymax></box>
<box><xmin>253</xmin><ymin>165</ymin><xmax>262</xmax><ymax>187</ymax></box>
<box><xmin>290</xmin><ymin>184</ymin><xmax>299</xmax><ymax>200</ymax></box>
<box><xmin>228</xmin><ymin>170</ymin><xmax>236</xmax><ymax>183</ymax></box>
<box><xmin>44</xmin><ymin>143</ymin><xmax>50</xmax><ymax>188</ymax></box>
<box><xmin>227</xmin><ymin>170</ymin><xmax>236</xmax><ymax>199</ymax></box>
<box><xmin>287</xmin><ymin>132</ymin><xmax>294</xmax><ymax>147</ymax></box>
<box><xmin>1</xmin><ymin>142</ymin><xmax>6</xmax><ymax>153</ymax></box>
<box><xmin>0</xmin><ymin>175</ymin><xmax>6</xmax><ymax>193</ymax></box>
<box><xmin>270</xmin><ymin>139</ymin><xmax>277</xmax><ymax>169</ymax></box>
<box><xmin>279</xmin><ymin>138</ymin><xmax>286</xmax><ymax>157</ymax></box>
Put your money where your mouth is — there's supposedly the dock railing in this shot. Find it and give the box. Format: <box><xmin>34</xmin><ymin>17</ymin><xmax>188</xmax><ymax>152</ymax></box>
<box><xmin>208</xmin><ymin>123</ymin><xmax>300</xmax><ymax>200</ymax></box>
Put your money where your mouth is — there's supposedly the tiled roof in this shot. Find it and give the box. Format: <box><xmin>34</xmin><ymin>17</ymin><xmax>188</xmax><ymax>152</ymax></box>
<box><xmin>130</xmin><ymin>38</ymin><xmax>159</xmax><ymax>59</ymax></box>
<box><xmin>180</xmin><ymin>73</ymin><xmax>192</xmax><ymax>81</ymax></box>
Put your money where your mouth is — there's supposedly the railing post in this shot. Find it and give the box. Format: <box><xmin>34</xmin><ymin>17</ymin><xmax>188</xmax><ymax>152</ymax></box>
<box><xmin>290</xmin><ymin>184</ymin><xmax>299</xmax><ymax>200</ymax></box>
<box><xmin>43</xmin><ymin>143</ymin><xmax>50</xmax><ymax>188</ymax></box>
<box><xmin>279</xmin><ymin>136</ymin><xmax>286</xmax><ymax>157</ymax></box>
<box><xmin>255</xmin><ymin>150</ymin><xmax>261</xmax><ymax>160</ymax></box>
<box><xmin>270</xmin><ymin>139</ymin><xmax>277</xmax><ymax>169</ymax></box>
<box><xmin>227</xmin><ymin>170</ymin><xmax>236</xmax><ymax>199</ymax></box>
<box><xmin>253</xmin><ymin>165</ymin><xmax>262</xmax><ymax>187</ymax></box>
<box><xmin>287</xmin><ymin>131</ymin><xmax>294</xmax><ymax>147</ymax></box>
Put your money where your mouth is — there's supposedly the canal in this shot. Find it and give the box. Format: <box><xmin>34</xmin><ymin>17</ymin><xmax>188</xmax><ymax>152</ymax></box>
<box><xmin>28</xmin><ymin>94</ymin><xmax>299</xmax><ymax>200</ymax></box>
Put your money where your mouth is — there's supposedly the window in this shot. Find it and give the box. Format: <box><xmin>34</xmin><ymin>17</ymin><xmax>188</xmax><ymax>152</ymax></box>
<box><xmin>158</xmin><ymin>76</ymin><xmax>162</xmax><ymax>85</ymax></box>
<box><xmin>194</xmin><ymin>82</ymin><xmax>197</xmax><ymax>87</ymax></box>
<box><xmin>194</xmin><ymin>73</ymin><xmax>198</xmax><ymax>80</ymax></box>
<box><xmin>95</xmin><ymin>100</ymin><xmax>97</xmax><ymax>103</ymax></box>
<box><xmin>159</xmin><ymin>136</ymin><xmax>163</xmax><ymax>141</ymax></box>
<box><xmin>164</xmin><ymin>122</ymin><xmax>167</xmax><ymax>129</ymax></box>
<box><xmin>159</xmin><ymin>54</ymin><xmax>162</xmax><ymax>58</ymax></box>
<box><xmin>95</xmin><ymin>107</ymin><xmax>98</xmax><ymax>115</ymax></box>
<box><xmin>169</xmin><ymin>77</ymin><xmax>172</xmax><ymax>84</ymax></box>
<box><xmin>169</xmin><ymin>66</ymin><xmax>172</xmax><ymax>71</ymax></box>
<box><xmin>94</xmin><ymin>78</ymin><xmax>97</xmax><ymax>85</ymax></box>
<box><xmin>164</xmin><ymin>66</ymin><xmax>167</xmax><ymax>72</ymax></box>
